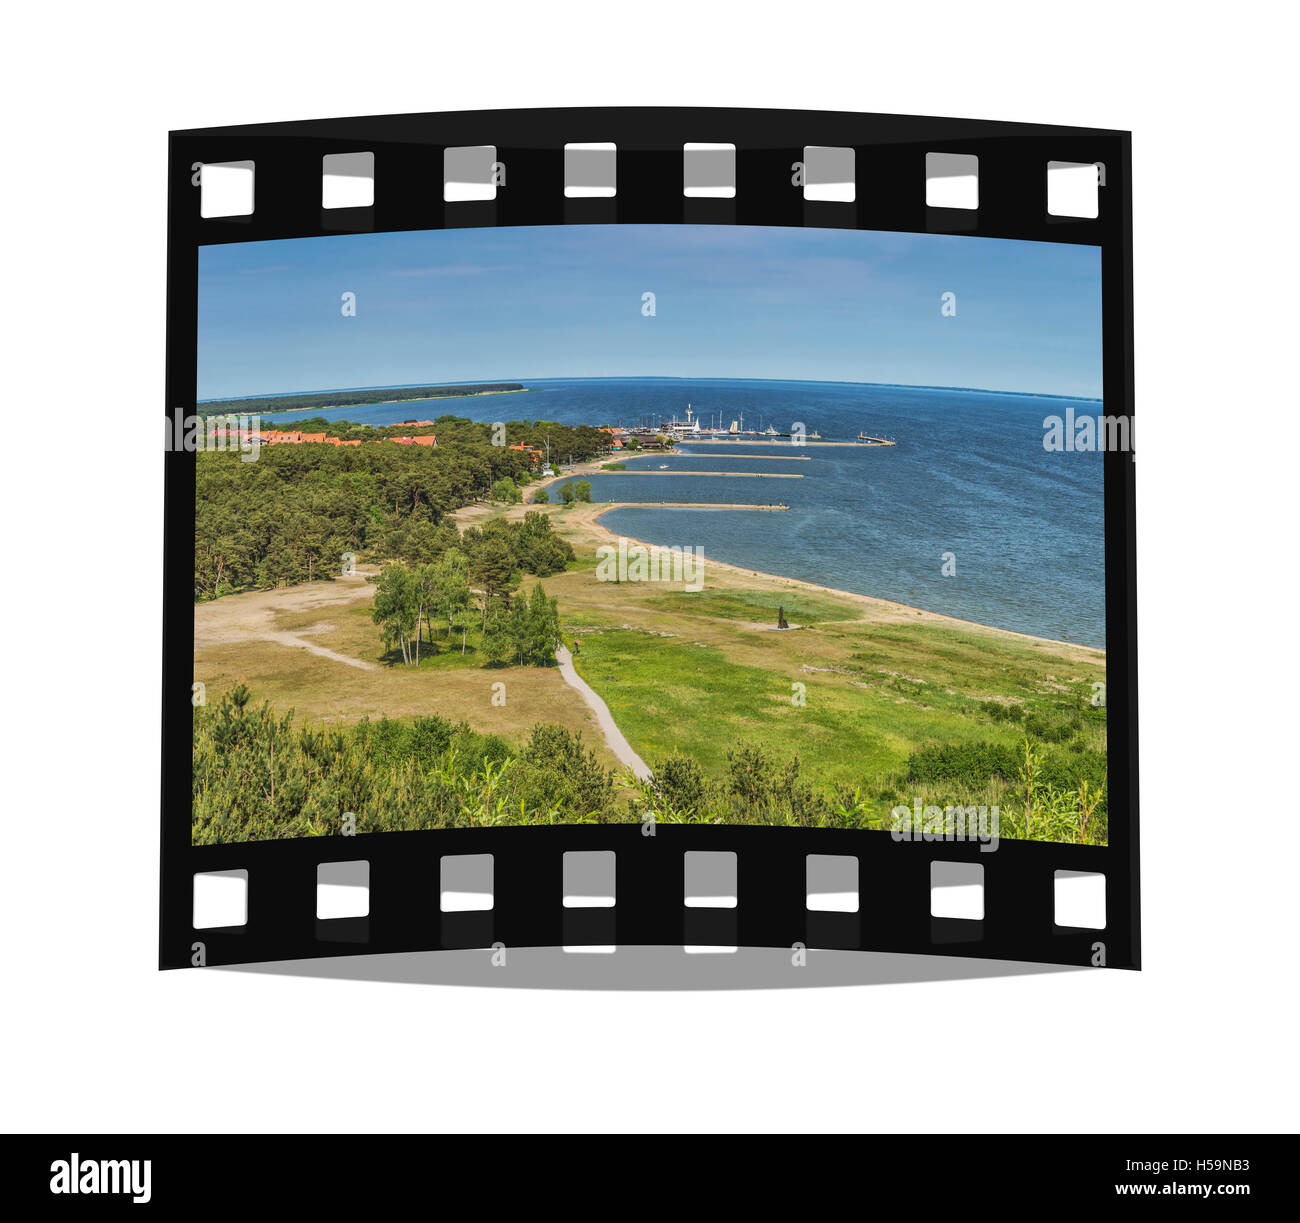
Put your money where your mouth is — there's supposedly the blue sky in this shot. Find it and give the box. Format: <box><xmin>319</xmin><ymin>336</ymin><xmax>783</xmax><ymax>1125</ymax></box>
<box><xmin>197</xmin><ymin>225</ymin><xmax>1102</xmax><ymax>400</ymax></box>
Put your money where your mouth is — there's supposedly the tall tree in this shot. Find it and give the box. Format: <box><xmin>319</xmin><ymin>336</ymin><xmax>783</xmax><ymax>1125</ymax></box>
<box><xmin>481</xmin><ymin>603</ymin><xmax>512</xmax><ymax>665</ymax></box>
<box><xmin>471</xmin><ymin>534</ymin><xmax>518</xmax><ymax>628</ymax></box>
<box><xmin>435</xmin><ymin>548</ymin><xmax>471</xmax><ymax>654</ymax></box>
<box><xmin>527</xmin><ymin>583</ymin><xmax>562</xmax><ymax>663</ymax></box>
<box><xmin>411</xmin><ymin>563</ymin><xmax>440</xmax><ymax>664</ymax></box>
<box><xmin>509</xmin><ymin>595</ymin><xmax>531</xmax><ymax>666</ymax></box>
<box><xmin>370</xmin><ymin>565</ymin><xmax>418</xmax><ymax>665</ymax></box>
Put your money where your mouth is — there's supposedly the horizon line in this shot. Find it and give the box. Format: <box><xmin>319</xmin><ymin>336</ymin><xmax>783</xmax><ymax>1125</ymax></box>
<box><xmin>200</xmin><ymin>374</ymin><xmax>1104</xmax><ymax>406</ymax></box>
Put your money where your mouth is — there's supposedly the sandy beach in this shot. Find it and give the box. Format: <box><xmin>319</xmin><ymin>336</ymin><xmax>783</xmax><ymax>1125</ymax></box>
<box><xmin>450</xmin><ymin>455</ymin><xmax>1104</xmax><ymax>663</ymax></box>
<box><xmin>565</xmin><ymin>502</ymin><xmax>1105</xmax><ymax>663</ymax></box>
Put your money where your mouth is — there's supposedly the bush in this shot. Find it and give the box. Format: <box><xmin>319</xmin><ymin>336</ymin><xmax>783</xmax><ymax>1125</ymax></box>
<box><xmin>192</xmin><ymin>686</ymin><xmax>623</xmax><ymax>842</ymax></box>
<box><xmin>519</xmin><ymin>724</ymin><xmax>616</xmax><ymax>820</ymax></box>
<box><xmin>654</xmin><ymin>754</ymin><xmax>709</xmax><ymax>815</ymax></box>
<box><xmin>905</xmin><ymin>741</ymin><xmax>1019</xmax><ymax>787</ymax></box>
<box><xmin>491</xmin><ymin>476</ymin><xmax>522</xmax><ymax>503</ymax></box>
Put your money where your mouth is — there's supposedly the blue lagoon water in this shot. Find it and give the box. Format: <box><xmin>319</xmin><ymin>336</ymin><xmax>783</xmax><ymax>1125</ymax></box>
<box><xmin>271</xmin><ymin>377</ymin><xmax>1106</xmax><ymax>648</ymax></box>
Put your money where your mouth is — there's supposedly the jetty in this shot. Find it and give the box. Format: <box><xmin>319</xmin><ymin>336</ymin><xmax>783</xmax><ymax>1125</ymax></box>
<box><xmin>670</xmin><ymin>452</ymin><xmax>811</xmax><ymax>461</ymax></box>
<box><xmin>596</xmin><ymin>501</ymin><xmax>790</xmax><ymax>510</ymax></box>
<box><xmin>678</xmin><ymin>438</ymin><xmax>893</xmax><ymax>448</ymax></box>
<box><xmin>609</xmin><ymin>470</ymin><xmax>802</xmax><ymax>478</ymax></box>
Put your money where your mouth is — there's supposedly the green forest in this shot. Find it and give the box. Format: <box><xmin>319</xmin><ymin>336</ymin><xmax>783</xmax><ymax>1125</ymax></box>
<box><xmin>198</xmin><ymin>383</ymin><xmax>528</xmax><ymax>417</ymax></box>
<box><xmin>194</xmin><ymin>416</ymin><xmax>601</xmax><ymax>599</ymax></box>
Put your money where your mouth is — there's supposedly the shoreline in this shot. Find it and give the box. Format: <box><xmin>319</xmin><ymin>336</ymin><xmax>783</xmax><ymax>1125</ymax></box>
<box><xmin>250</xmin><ymin>387</ymin><xmax>538</xmax><ymax>420</ymax></box>
<box><xmin>568</xmin><ymin>502</ymin><xmax>1105</xmax><ymax>659</ymax></box>
<box><xmin>450</xmin><ymin>452</ymin><xmax>1101</xmax><ymax>658</ymax></box>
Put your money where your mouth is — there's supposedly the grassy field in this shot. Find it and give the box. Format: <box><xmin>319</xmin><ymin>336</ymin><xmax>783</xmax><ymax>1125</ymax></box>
<box><xmin>193</xmin><ymin>568</ymin><xmax>620</xmax><ymax>768</ymax></box>
<box><xmin>570</xmin><ymin>623</ymin><xmax>1103</xmax><ymax>786</ymax></box>
<box><xmin>194</xmin><ymin>498</ymin><xmax>1108</xmax><ymax>840</ymax></box>
<box><xmin>544</xmin><ymin>502</ymin><xmax>1107</xmax><ymax>837</ymax></box>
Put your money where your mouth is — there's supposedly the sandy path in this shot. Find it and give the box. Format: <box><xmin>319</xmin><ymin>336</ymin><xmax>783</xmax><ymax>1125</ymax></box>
<box><xmin>555</xmin><ymin>646</ymin><xmax>652</xmax><ymax>781</ymax></box>
<box><xmin>195</xmin><ymin>573</ymin><xmax>380</xmax><ymax>671</ymax></box>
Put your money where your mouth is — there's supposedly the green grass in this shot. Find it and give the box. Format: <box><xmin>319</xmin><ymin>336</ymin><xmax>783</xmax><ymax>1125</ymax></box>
<box><xmin>638</xmin><ymin>586</ymin><xmax>859</xmax><ymax>625</ymax></box>
<box><xmin>570</xmin><ymin>618</ymin><xmax>1107</xmax><ymax>839</ymax></box>
<box><xmin>197</xmin><ymin>494</ymin><xmax>1110</xmax><ymax>842</ymax></box>
<box><xmin>569</xmin><ymin>628</ymin><xmax>948</xmax><ymax>784</ymax></box>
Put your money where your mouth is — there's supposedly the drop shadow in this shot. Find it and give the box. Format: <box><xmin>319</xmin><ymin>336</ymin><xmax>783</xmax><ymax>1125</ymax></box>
<box><xmin>219</xmin><ymin>945</ymin><xmax>1082</xmax><ymax>991</ymax></box>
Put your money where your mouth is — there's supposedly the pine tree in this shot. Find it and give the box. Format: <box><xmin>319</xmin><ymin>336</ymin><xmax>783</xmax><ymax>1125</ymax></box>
<box><xmin>527</xmin><ymin>582</ymin><xmax>561</xmax><ymax>664</ymax></box>
<box><xmin>435</xmin><ymin>548</ymin><xmax>471</xmax><ymax>653</ymax></box>
<box><xmin>472</xmin><ymin>534</ymin><xmax>518</xmax><ymax>628</ymax></box>
<box><xmin>481</xmin><ymin>603</ymin><xmax>512</xmax><ymax>665</ymax></box>
<box><xmin>509</xmin><ymin>595</ymin><xmax>531</xmax><ymax>665</ymax></box>
<box><xmin>370</xmin><ymin>565</ymin><xmax>418</xmax><ymax>665</ymax></box>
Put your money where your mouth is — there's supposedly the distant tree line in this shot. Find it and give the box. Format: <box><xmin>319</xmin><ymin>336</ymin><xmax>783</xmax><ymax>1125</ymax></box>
<box><xmin>199</xmin><ymin>383</ymin><xmax>527</xmax><ymax>417</ymax></box>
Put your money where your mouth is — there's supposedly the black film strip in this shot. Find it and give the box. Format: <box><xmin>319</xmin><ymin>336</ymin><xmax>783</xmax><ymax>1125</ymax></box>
<box><xmin>162</xmin><ymin>107</ymin><xmax>1138</xmax><ymax>972</ymax></box>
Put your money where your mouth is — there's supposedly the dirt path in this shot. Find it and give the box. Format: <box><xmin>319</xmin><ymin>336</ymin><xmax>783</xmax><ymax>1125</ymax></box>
<box><xmin>195</xmin><ymin>573</ymin><xmax>380</xmax><ymax>671</ymax></box>
<box><xmin>555</xmin><ymin>646</ymin><xmax>652</xmax><ymax>781</ymax></box>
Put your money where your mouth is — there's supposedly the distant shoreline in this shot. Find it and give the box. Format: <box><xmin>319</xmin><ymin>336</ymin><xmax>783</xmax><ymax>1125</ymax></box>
<box><xmin>257</xmin><ymin>387</ymin><xmax>537</xmax><ymax>418</ymax></box>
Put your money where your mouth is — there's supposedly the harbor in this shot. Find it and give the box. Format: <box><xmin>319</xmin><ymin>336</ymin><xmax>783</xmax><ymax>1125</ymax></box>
<box><xmin>605</xmin><ymin>403</ymin><xmax>897</xmax><ymax>447</ymax></box>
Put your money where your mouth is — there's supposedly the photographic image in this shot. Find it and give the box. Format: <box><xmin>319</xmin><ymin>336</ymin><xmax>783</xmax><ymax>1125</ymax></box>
<box><xmin>193</xmin><ymin>224</ymin><xmax>1108</xmax><ymax>847</ymax></box>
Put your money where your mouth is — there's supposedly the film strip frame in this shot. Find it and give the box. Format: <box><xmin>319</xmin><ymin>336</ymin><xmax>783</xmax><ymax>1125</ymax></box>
<box><xmin>162</xmin><ymin>107</ymin><xmax>1137</xmax><ymax>971</ymax></box>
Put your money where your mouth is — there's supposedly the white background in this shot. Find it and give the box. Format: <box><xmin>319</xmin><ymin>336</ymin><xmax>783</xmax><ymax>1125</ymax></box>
<box><xmin>2</xmin><ymin>1</ymin><xmax>1296</xmax><ymax>1133</ymax></box>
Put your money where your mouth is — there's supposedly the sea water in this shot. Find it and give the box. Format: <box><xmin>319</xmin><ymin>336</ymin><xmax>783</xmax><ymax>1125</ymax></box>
<box><xmin>264</xmin><ymin>377</ymin><xmax>1106</xmax><ymax>647</ymax></box>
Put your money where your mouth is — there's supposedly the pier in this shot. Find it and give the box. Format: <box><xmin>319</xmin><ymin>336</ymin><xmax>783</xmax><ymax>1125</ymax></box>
<box><xmin>669</xmin><ymin>452</ymin><xmax>811</xmax><ymax>460</ymax></box>
<box><xmin>676</xmin><ymin>437</ymin><xmax>894</xmax><ymax>448</ymax></box>
<box><xmin>606</xmin><ymin>470</ymin><xmax>803</xmax><ymax>478</ymax></box>
<box><xmin>595</xmin><ymin>501</ymin><xmax>790</xmax><ymax>510</ymax></box>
